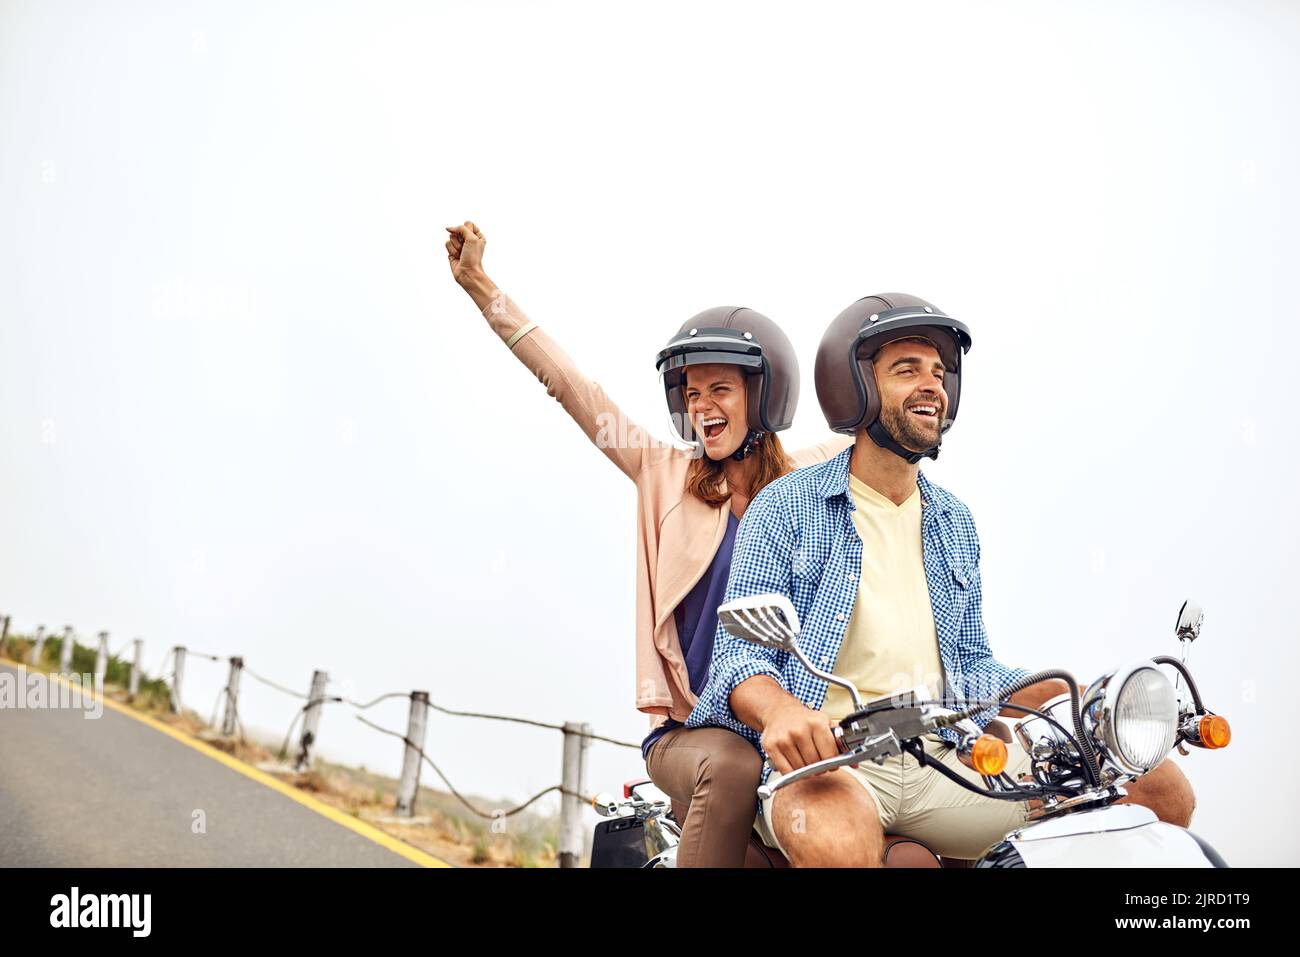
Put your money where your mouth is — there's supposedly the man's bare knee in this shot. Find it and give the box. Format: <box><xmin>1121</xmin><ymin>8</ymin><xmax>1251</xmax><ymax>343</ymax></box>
<box><xmin>1118</xmin><ymin>759</ymin><xmax>1196</xmax><ymax>827</ymax></box>
<box><xmin>770</xmin><ymin>770</ymin><xmax>883</xmax><ymax>867</ymax></box>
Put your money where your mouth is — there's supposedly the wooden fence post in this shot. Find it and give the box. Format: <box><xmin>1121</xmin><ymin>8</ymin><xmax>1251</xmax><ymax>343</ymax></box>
<box><xmin>170</xmin><ymin>646</ymin><xmax>187</xmax><ymax>713</ymax></box>
<box><xmin>59</xmin><ymin>625</ymin><xmax>74</xmax><ymax>673</ymax></box>
<box><xmin>294</xmin><ymin>670</ymin><xmax>329</xmax><ymax>771</ymax></box>
<box><xmin>394</xmin><ymin>691</ymin><xmax>430</xmax><ymax>817</ymax></box>
<box><xmin>94</xmin><ymin>631</ymin><xmax>109</xmax><ymax>686</ymax></box>
<box><xmin>221</xmin><ymin>656</ymin><xmax>243</xmax><ymax>737</ymax></box>
<box><xmin>129</xmin><ymin>638</ymin><xmax>143</xmax><ymax>698</ymax></box>
<box><xmin>559</xmin><ymin>721</ymin><xmax>591</xmax><ymax>868</ymax></box>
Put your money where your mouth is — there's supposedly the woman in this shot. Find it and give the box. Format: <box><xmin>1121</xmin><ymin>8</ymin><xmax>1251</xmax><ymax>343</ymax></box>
<box><xmin>444</xmin><ymin>221</ymin><xmax>849</xmax><ymax>866</ymax></box>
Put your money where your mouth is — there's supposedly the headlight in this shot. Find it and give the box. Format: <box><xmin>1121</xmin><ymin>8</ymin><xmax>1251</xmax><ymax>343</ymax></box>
<box><xmin>1096</xmin><ymin>662</ymin><xmax>1179</xmax><ymax>775</ymax></box>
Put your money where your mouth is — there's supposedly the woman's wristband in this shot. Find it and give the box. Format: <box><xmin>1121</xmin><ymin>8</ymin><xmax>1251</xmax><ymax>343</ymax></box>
<box><xmin>505</xmin><ymin>320</ymin><xmax>537</xmax><ymax>350</ymax></box>
<box><xmin>470</xmin><ymin>279</ymin><xmax>539</xmax><ymax>351</ymax></box>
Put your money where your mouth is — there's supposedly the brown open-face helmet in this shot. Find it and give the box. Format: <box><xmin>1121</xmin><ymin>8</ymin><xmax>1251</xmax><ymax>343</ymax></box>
<box><xmin>655</xmin><ymin>306</ymin><xmax>799</xmax><ymax>457</ymax></box>
<box><xmin>814</xmin><ymin>293</ymin><xmax>972</xmax><ymax>463</ymax></box>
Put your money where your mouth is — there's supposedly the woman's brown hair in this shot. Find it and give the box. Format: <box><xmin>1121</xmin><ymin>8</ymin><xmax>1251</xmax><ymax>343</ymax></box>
<box><xmin>685</xmin><ymin>432</ymin><xmax>794</xmax><ymax>508</ymax></box>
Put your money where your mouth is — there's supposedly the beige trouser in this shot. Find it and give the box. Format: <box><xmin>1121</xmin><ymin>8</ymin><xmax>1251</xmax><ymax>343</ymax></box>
<box><xmin>755</xmin><ymin>732</ymin><xmax>1035</xmax><ymax>861</ymax></box>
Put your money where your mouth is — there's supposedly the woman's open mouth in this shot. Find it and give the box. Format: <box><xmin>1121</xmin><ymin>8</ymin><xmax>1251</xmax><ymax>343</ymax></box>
<box><xmin>701</xmin><ymin>416</ymin><xmax>727</xmax><ymax>440</ymax></box>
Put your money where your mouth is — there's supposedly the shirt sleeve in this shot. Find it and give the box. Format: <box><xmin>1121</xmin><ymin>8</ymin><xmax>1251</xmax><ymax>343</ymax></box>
<box><xmin>685</xmin><ymin>483</ymin><xmax>795</xmax><ymax>743</ymax></box>
<box><xmin>950</xmin><ymin>509</ymin><xmax>1032</xmax><ymax>731</ymax></box>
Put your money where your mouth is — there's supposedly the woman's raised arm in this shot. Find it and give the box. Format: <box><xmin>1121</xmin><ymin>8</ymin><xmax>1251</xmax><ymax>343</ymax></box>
<box><xmin>445</xmin><ymin>221</ymin><xmax>672</xmax><ymax>482</ymax></box>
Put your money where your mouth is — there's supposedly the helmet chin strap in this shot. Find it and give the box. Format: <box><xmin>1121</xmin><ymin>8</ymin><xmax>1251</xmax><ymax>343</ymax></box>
<box><xmin>730</xmin><ymin>429</ymin><xmax>765</xmax><ymax>461</ymax></box>
<box><xmin>866</xmin><ymin>420</ymin><xmax>941</xmax><ymax>464</ymax></box>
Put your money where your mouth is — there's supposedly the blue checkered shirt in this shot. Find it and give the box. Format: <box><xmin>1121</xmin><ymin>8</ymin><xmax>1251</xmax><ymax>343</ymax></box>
<box><xmin>686</xmin><ymin>447</ymin><xmax>1030</xmax><ymax>782</ymax></box>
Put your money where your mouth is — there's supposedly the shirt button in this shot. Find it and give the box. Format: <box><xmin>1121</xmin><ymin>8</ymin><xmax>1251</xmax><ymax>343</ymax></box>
<box><xmin>819</xmin><ymin>656</ymin><xmax>830</xmax><ymax>666</ymax></box>
<box><xmin>836</xmin><ymin>613</ymin><xmax>846</xmax><ymax>622</ymax></box>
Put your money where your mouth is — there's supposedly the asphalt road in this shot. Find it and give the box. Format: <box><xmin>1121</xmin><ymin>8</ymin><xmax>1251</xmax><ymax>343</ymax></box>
<box><xmin>0</xmin><ymin>661</ymin><xmax>424</xmax><ymax>866</ymax></box>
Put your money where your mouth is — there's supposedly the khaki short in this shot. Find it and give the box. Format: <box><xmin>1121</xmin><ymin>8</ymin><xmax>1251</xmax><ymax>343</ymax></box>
<box><xmin>755</xmin><ymin>732</ymin><xmax>1035</xmax><ymax>861</ymax></box>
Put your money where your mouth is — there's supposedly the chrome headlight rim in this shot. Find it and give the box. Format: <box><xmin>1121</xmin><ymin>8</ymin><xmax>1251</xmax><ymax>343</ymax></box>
<box><xmin>1095</xmin><ymin>660</ymin><xmax>1178</xmax><ymax>776</ymax></box>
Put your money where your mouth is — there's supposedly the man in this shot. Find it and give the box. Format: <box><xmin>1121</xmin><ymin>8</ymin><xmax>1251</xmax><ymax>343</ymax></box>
<box><xmin>686</xmin><ymin>293</ymin><xmax>1196</xmax><ymax>866</ymax></box>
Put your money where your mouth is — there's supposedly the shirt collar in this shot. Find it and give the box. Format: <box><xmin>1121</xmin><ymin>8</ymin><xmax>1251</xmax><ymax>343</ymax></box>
<box><xmin>816</xmin><ymin>444</ymin><xmax>951</xmax><ymax>514</ymax></box>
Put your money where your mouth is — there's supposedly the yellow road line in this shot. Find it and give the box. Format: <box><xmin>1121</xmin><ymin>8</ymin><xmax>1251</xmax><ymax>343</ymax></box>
<box><xmin>0</xmin><ymin>656</ymin><xmax>451</xmax><ymax>868</ymax></box>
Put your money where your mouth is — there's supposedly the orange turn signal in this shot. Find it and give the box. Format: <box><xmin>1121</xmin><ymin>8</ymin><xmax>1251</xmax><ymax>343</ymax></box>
<box><xmin>1199</xmin><ymin>714</ymin><xmax>1231</xmax><ymax>749</ymax></box>
<box><xmin>971</xmin><ymin>734</ymin><xmax>1008</xmax><ymax>776</ymax></box>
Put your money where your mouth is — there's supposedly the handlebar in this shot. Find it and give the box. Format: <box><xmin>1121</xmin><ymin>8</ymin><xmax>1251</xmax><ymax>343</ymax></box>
<box><xmin>591</xmin><ymin>792</ymin><xmax>672</xmax><ymax>820</ymax></box>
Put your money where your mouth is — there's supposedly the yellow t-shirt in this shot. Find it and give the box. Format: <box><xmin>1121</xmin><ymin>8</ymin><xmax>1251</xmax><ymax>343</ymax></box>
<box><xmin>819</xmin><ymin>472</ymin><xmax>945</xmax><ymax>722</ymax></box>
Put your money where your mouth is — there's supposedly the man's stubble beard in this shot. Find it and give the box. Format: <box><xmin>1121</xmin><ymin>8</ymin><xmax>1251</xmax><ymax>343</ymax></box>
<box><xmin>879</xmin><ymin>400</ymin><xmax>943</xmax><ymax>453</ymax></box>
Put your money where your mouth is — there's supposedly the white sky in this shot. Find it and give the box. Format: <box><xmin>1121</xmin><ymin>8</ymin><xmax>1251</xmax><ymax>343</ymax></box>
<box><xmin>2</xmin><ymin>0</ymin><xmax>1296</xmax><ymax>865</ymax></box>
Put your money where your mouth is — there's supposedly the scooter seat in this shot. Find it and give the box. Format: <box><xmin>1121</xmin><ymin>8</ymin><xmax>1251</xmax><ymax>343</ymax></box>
<box><xmin>743</xmin><ymin>830</ymin><xmax>942</xmax><ymax>868</ymax></box>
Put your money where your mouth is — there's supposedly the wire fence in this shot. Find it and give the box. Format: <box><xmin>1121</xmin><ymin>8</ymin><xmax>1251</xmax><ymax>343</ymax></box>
<box><xmin>0</xmin><ymin>610</ymin><xmax>641</xmax><ymax>867</ymax></box>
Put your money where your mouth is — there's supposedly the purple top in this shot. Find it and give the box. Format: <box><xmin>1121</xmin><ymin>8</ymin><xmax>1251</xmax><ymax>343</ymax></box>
<box><xmin>641</xmin><ymin>510</ymin><xmax>740</xmax><ymax>760</ymax></box>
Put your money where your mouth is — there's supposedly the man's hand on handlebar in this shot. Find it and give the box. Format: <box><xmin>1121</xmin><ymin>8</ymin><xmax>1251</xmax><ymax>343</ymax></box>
<box><xmin>759</xmin><ymin>700</ymin><xmax>843</xmax><ymax>776</ymax></box>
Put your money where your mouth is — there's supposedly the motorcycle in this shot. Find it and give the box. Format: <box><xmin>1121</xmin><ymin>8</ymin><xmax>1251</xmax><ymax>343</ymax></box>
<box><xmin>590</xmin><ymin>596</ymin><xmax>1229</xmax><ymax>867</ymax></box>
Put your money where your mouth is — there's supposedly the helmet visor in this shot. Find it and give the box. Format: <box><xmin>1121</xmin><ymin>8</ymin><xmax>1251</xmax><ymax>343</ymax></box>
<box><xmin>656</xmin><ymin>330</ymin><xmax>763</xmax><ymax>379</ymax></box>
<box><xmin>854</xmin><ymin>315</ymin><xmax>969</xmax><ymax>372</ymax></box>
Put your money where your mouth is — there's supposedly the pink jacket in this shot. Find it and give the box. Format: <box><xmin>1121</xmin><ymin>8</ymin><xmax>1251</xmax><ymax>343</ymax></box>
<box><xmin>480</xmin><ymin>291</ymin><xmax>852</xmax><ymax>727</ymax></box>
